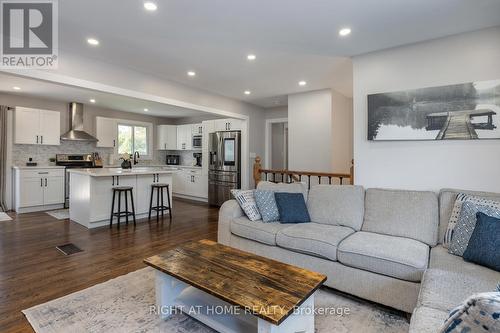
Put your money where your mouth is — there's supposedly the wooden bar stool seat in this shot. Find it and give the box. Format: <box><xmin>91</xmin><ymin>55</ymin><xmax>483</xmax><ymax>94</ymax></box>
<box><xmin>110</xmin><ymin>186</ymin><xmax>136</xmax><ymax>228</ymax></box>
<box><xmin>148</xmin><ymin>183</ymin><xmax>172</xmax><ymax>222</ymax></box>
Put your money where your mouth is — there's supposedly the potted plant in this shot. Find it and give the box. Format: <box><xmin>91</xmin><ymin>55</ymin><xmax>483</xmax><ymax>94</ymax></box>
<box><xmin>120</xmin><ymin>153</ymin><xmax>132</xmax><ymax>169</ymax></box>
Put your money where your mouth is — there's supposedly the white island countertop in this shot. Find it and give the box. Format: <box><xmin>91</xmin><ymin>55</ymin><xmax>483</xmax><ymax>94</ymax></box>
<box><xmin>67</xmin><ymin>167</ymin><xmax>180</xmax><ymax>177</ymax></box>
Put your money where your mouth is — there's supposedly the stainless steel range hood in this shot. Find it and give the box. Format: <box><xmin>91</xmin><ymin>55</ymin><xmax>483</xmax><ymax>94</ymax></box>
<box><xmin>60</xmin><ymin>102</ymin><xmax>98</xmax><ymax>142</ymax></box>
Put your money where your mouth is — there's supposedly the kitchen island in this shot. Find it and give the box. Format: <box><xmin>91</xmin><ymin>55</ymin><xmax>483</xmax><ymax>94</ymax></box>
<box><xmin>68</xmin><ymin>167</ymin><xmax>178</xmax><ymax>228</ymax></box>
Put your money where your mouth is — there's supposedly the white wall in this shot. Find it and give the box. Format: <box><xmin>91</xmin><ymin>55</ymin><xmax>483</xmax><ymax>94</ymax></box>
<box><xmin>353</xmin><ymin>26</ymin><xmax>500</xmax><ymax>192</ymax></box>
<box><xmin>265</xmin><ymin>106</ymin><xmax>288</xmax><ymax>119</ymax></box>
<box><xmin>332</xmin><ymin>91</ymin><xmax>353</xmax><ymax>173</ymax></box>
<box><xmin>288</xmin><ymin>89</ymin><xmax>333</xmax><ymax>172</ymax></box>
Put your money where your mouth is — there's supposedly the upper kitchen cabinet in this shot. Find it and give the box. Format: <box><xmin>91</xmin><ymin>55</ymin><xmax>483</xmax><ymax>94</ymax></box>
<box><xmin>192</xmin><ymin>123</ymin><xmax>203</xmax><ymax>135</ymax></box>
<box><xmin>214</xmin><ymin>118</ymin><xmax>244</xmax><ymax>132</ymax></box>
<box><xmin>14</xmin><ymin>107</ymin><xmax>61</xmax><ymax>145</ymax></box>
<box><xmin>176</xmin><ymin>124</ymin><xmax>192</xmax><ymax>150</ymax></box>
<box><xmin>95</xmin><ymin>117</ymin><xmax>117</xmax><ymax>148</ymax></box>
<box><xmin>157</xmin><ymin>125</ymin><xmax>177</xmax><ymax>150</ymax></box>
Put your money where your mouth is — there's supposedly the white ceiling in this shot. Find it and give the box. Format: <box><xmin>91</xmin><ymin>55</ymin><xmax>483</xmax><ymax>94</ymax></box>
<box><xmin>53</xmin><ymin>0</ymin><xmax>500</xmax><ymax>108</ymax></box>
<box><xmin>0</xmin><ymin>73</ymin><xmax>209</xmax><ymax>118</ymax></box>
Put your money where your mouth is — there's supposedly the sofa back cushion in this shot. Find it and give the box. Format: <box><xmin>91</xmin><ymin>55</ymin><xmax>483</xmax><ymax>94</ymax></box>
<box><xmin>362</xmin><ymin>188</ymin><xmax>439</xmax><ymax>246</ymax></box>
<box><xmin>256</xmin><ymin>181</ymin><xmax>308</xmax><ymax>201</ymax></box>
<box><xmin>439</xmin><ymin>188</ymin><xmax>500</xmax><ymax>245</ymax></box>
<box><xmin>307</xmin><ymin>185</ymin><xmax>365</xmax><ymax>230</ymax></box>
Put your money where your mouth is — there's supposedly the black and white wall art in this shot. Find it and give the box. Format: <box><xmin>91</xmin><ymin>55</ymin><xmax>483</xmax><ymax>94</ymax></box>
<box><xmin>367</xmin><ymin>80</ymin><xmax>500</xmax><ymax>141</ymax></box>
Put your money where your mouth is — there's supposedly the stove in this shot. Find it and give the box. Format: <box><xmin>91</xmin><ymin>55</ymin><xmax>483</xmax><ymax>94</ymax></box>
<box><xmin>56</xmin><ymin>154</ymin><xmax>103</xmax><ymax>208</ymax></box>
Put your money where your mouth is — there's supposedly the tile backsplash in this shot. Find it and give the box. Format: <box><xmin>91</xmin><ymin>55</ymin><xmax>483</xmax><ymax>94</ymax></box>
<box><xmin>12</xmin><ymin>142</ymin><xmax>201</xmax><ymax>167</ymax></box>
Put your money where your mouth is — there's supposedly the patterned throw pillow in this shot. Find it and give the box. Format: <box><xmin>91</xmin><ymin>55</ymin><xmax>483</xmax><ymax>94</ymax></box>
<box><xmin>439</xmin><ymin>292</ymin><xmax>500</xmax><ymax>333</ymax></box>
<box><xmin>443</xmin><ymin>193</ymin><xmax>468</xmax><ymax>248</ymax></box>
<box><xmin>230</xmin><ymin>190</ymin><xmax>261</xmax><ymax>221</ymax></box>
<box><xmin>254</xmin><ymin>190</ymin><xmax>280</xmax><ymax>223</ymax></box>
<box><xmin>448</xmin><ymin>198</ymin><xmax>500</xmax><ymax>257</ymax></box>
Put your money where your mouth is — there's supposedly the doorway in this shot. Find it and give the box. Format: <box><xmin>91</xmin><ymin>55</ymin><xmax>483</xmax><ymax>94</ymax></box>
<box><xmin>265</xmin><ymin>118</ymin><xmax>288</xmax><ymax>170</ymax></box>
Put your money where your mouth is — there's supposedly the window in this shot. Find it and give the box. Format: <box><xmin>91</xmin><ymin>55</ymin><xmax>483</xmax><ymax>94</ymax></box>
<box><xmin>118</xmin><ymin>124</ymin><xmax>148</xmax><ymax>156</ymax></box>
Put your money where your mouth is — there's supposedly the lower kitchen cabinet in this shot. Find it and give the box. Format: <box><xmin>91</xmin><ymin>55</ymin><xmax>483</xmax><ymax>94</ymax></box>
<box><xmin>14</xmin><ymin>168</ymin><xmax>65</xmax><ymax>213</ymax></box>
<box><xmin>172</xmin><ymin>168</ymin><xmax>208</xmax><ymax>200</ymax></box>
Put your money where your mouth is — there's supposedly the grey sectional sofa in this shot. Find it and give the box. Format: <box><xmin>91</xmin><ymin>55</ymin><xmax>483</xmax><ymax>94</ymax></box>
<box><xmin>218</xmin><ymin>183</ymin><xmax>500</xmax><ymax>332</ymax></box>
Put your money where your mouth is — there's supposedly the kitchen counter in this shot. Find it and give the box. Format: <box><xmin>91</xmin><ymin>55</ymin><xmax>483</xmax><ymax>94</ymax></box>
<box><xmin>67</xmin><ymin>167</ymin><xmax>179</xmax><ymax>177</ymax></box>
<box><xmin>69</xmin><ymin>167</ymin><xmax>174</xmax><ymax>228</ymax></box>
<box><xmin>12</xmin><ymin>165</ymin><xmax>66</xmax><ymax>169</ymax></box>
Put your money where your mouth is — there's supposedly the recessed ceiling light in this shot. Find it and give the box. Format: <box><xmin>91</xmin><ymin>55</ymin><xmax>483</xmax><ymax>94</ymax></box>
<box><xmin>247</xmin><ymin>54</ymin><xmax>256</xmax><ymax>61</ymax></box>
<box><xmin>143</xmin><ymin>2</ymin><xmax>157</xmax><ymax>11</ymax></box>
<box><xmin>187</xmin><ymin>71</ymin><xmax>196</xmax><ymax>77</ymax></box>
<box><xmin>143</xmin><ymin>108</ymin><xmax>149</xmax><ymax>112</ymax></box>
<box><xmin>87</xmin><ymin>38</ymin><xmax>99</xmax><ymax>46</ymax></box>
<box><xmin>244</xmin><ymin>90</ymin><xmax>251</xmax><ymax>95</ymax></box>
<box><xmin>339</xmin><ymin>28</ymin><xmax>351</xmax><ymax>37</ymax></box>
<box><xmin>298</xmin><ymin>80</ymin><xmax>307</xmax><ymax>86</ymax></box>
<box><xmin>89</xmin><ymin>99</ymin><xmax>96</xmax><ymax>103</ymax></box>
<box><xmin>12</xmin><ymin>86</ymin><xmax>21</xmax><ymax>90</ymax></box>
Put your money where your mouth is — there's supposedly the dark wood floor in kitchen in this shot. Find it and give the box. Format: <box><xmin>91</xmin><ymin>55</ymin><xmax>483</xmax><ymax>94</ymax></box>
<box><xmin>0</xmin><ymin>199</ymin><xmax>219</xmax><ymax>333</ymax></box>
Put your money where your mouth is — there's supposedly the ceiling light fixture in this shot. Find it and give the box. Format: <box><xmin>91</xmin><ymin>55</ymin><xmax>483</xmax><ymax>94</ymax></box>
<box><xmin>247</xmin><ymin>54</ymin><xmax>256</xmax><ymax>61</ymax></box>
<box><xmin>89</xmin><ymin>99</ymin><xmax>96</xmax><ymax>103</ymax></box>
<box><xmin>12</xmin><ymin>86</ymin><xmax>21</xmax><ymax>90</ymax></box>
<box><xmin>143</xmin><ymin>2</ymin><xmax>157</xmax><ymax>11</ymax></box>
<box><xmin>298</xmin><ymin>80</ymin><xmax>307</xmax><ymax>86</ymax></box>
<box><xmin>144</xmin><ymin>108</ymin><xmax>149</xmax><ymax>112</ymax></box>
<box><xmin>339</xmin><ymin>27</ymin><xmax>351</xmax><ymax>37</ymax></box>
<box><xmin>87</xmin><ymin>38</ymin><xmax>99</xmax><ymax>46</ymax></box>
<box><xmin>187</xmin><ymin>71</ymin><xmax>196</xmax><ymax>77</ymax></box>
<box><xmin>244</xmin><ymin>90</ymin><xmax>251</xmax><ymax>95</ymax></box>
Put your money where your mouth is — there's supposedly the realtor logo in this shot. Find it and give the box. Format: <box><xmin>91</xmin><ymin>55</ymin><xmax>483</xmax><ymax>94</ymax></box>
<box><xmin>1</xmin><ymin>0</ymin><xmax>58</xmax><ymax>68</ymax></box>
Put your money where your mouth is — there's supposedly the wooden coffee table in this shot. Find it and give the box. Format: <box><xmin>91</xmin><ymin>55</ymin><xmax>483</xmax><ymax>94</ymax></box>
<box><xmin>144</xmin><ymin>239</ymin><xmax>326</xmax><ymax>333</ymax></box>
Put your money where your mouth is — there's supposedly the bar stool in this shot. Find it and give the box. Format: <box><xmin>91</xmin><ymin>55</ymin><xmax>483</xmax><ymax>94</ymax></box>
<box><xmin>110</xmin><ymin>186</ymin><xmax>136</xmax><ymax>228</ymax></box>
<box><xmin>148</xmin><ymin>183</ymin><xmax>172</xmax><ymax>222</ymax></box>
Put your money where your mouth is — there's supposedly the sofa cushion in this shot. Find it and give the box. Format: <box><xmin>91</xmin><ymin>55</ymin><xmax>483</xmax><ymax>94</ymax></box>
<box><xmin>337</xmin><ymin>231</ymin><xmax>429</xmax><ymax>282</ymax></box>
<box><xmin>230</xmin><ymin>217</ymin><xmax>289</xmax><ymax>246</ymax></box>
<box><xmin>408</xmin><ymin>306</ymin><xmax>449</xmax><ymax>333</ymax></box>
<box><xmin>362</xmin><ymin>188</ymin><xmax>439</xmax><ymax>246</ymax></box>
<box><xmin>276</xmin><ymin>223</ymin><xmax>355</xmax><ymax>261</ymax></box>
<box><xmin>307</xmin><ymin>185</ymin><xmax>365</xmax><ymax>230</ymax></box>
<box><xmin>418</xmin><ymin>246</ymin><xmax>500</xmax><ymax>311</ymax></box>
<box><xmin>438</xmin><ymin>189</ymin><xmax>500</xmax><ymax>246</ymax></box>
<box><xmin>230</xmin><ymin>189</ymin><xmax>261</xmax><ymax>221</ymax></box>
<box><xmin>257</xmin><ymin>181</ymin><xmax>308</xmax><ymax>201</ymax></box>
<box><xmin>254</xmin><ymin>190</ymin><xmax>280</xmax><ymax>222</ymax></box>
<box><xmin>274</xmin><ymin>192</ymin><xmax>311</xmax><ymax>224</ymax></box>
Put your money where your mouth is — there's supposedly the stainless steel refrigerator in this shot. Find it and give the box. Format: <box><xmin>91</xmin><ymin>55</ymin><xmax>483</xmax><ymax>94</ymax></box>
<box><xmin>208</xmin><ymin>131</ymin><xmax>241</xmax><ymax>206</ymax></box>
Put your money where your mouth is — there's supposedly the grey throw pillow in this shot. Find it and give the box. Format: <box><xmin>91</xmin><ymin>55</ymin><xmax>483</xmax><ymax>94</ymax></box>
<box><xmin>448</xmin><ymin>199</ymin><xmax>500</xmax><ymax>256</ymax></box>
<box><xmin>254</xmin><ymin>190</ymin><xmax>279</xmax><ymax>222</ymax></box>
<box><xmin>230</xmin><ymin>189</ymin><xmax>261</xmax><ymax>221</ymax></box>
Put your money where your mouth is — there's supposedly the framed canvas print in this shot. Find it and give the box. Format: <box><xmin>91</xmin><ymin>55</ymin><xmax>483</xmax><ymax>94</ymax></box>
<box><xmin>367</xmin><ymin>79</ymin><xmax>500</xmax><ymax>141</ymax></box>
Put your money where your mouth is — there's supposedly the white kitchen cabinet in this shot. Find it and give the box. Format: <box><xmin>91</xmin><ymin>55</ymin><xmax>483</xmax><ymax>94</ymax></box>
<box><xmin>96</xmin><ymin>117</ymin><xmax>117</xmax><ymax>148</ymax></box>
<box><xmin>176</xmin><ymin>124</ymin><xmax>192</xmax><ymax>150</ymax></box>
<box><xmin>14</xmin><ymin>107</ymin><xmax>60</xmax><ymax>145</ymax></box>
<box><xmin>192</xmin><ymin>123</ymin><xmax>203</xmax><ymax>135</ymax></box>
<box><xmin>214</xmin><ymin>118</ymin><xmax>243</xmax><ymax>132</ymax></box>
<box><xmin>202</xmin><ymin>120</ymin><xmax>215</xmax><ymax>175</ymax></box>
<box><xmin>14</xmin><ymin>168</ymin><xmax>65</xmax><ymax>213</ymax></box>
<box><xmin>157</xmin><ymin>125</ymin><xmax>177</xmax><ymax>150</ymax></box>
<box><xmin>172</xmin><ymin>168</ymin><xmax>207</xmax><ymax>199</ymax></box>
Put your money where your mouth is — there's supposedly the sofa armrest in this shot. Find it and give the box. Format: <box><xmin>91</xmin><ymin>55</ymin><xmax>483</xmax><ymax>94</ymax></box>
<box><xmin>218</xmin><ymin>200</ymin><xmax>244</xmax><ymax>245</ymax></box>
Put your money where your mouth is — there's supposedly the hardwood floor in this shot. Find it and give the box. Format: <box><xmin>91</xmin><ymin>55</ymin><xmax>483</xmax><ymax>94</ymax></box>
<box><xmin>0</xmin><ymin>199</ymin><xmax>219</xmax><ymax>333</ymax></box>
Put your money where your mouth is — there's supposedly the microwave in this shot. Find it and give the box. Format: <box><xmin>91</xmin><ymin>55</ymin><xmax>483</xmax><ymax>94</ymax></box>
<box><xmin>192</xmin><ymin>135</ymin><xmax>202</xmax><ymax>149</ymax></box>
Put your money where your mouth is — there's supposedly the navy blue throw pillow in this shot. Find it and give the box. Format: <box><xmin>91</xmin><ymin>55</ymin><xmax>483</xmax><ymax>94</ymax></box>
<box><xmin>463</xmin><ymin>212</ymin><xmax>500</xmax><ymax>272</ymax></box>
<box><xmin>274</xmin><ymin>192</ymin><xmax>310</xmax><ymax>224</ymax></box>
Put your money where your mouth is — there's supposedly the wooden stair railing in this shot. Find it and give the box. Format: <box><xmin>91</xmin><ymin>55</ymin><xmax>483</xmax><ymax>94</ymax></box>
<box><xmin>253</xmin><ymin>156</ymin><xmax>354</xmax><ymax>189</ymax></box>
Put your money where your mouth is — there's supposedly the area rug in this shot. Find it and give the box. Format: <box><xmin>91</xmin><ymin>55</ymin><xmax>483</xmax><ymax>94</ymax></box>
<box><xmin>0</xmin><ymin>212</ymin><xmax>12</xmax><ymax>221</ymax></box>
<box><xmin>23</xmin><ymin>267</ymin><xmax>409</xmax><ymax>333</ymax></box>
<box><xmin>46</xmin><ymin>209</ymin><xmax>69</xmax><ymax>220</ymax></box>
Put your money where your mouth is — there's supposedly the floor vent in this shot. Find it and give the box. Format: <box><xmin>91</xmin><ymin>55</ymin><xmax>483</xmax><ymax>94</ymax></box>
<box><xmin>56</xmin><ymin>243</ymin><xmax>83</xmax><ymax>256</ymax></box>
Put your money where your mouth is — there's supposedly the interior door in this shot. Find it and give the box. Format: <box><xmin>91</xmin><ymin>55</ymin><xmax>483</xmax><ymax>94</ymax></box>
<box><xmin>39</xmin><ymin>110</ymin><xmax>61</xmax><ymax>145</ymax></box>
